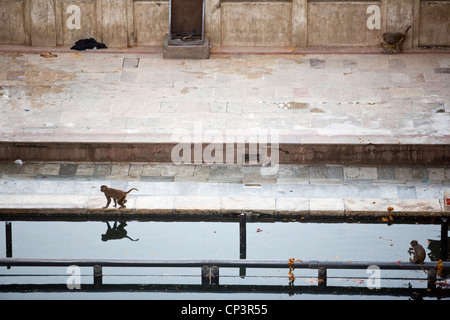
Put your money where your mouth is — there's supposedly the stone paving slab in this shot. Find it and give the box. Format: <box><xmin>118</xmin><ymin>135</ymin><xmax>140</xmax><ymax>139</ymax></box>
<box><xmin>2</xmin><ymin>162</ymin><xmax>449</xmax><ymax>182</ymax></box>
<box><xmin>0</xmin><ymin>194</ymin><xmax>87</xmax><ymax>209</ymax></box>
<box><xmin>0</xmin><ymin>193</ymin><xmax>446</xmax><ymax>219</ymax></box>
<box><xmin>0</xmin><ymin>162</ymin><xmax>448</xmax><ymax>219</ymax></box>
<box><xmin>1</xmin><ymin>162</ymin><xmax>448</xmax><ymax>201</ymax></box>
<box><xmin>0</xmin><ymin>46</ymin><xmax>449</xmax><ymax>145</ymax></box>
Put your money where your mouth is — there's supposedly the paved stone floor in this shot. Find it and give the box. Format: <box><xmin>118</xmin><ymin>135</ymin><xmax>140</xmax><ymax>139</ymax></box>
<box><xmin>0</xmin><ymin>46</ymin><xmax>449</xmax><ymax>144</ymax></box>
<box><xmin>0</xmin><ymin>46</ymin><xmax>449</xmax><ymax>216</ymax></box>
<box><xmin>0</xmin><ymin>162</ymin><xmax>448</xmax><ymax>216</ymax></box>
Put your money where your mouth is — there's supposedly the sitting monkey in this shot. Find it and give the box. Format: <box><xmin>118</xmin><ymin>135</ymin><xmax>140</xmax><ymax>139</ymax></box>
<box><xmin>100</xmin><ymin>185</ymin><xmax>138</xmax><ymax>209</ymax></box>
<box><xmin>380</xmin><ymin>25</ymin><xmax>411</xmax><ymax>54</ymax></box>
<box><xmin>408</xmin><ymin>240</ymin><xmax>427</xmax><ymax>273</ymax></box>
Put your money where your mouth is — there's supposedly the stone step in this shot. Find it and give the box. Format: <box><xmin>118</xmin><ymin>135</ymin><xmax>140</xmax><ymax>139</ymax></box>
<box><xmin>0</xmin><ymin>194</ymin><xmax>446</xmax><ymax>219</ymax></box>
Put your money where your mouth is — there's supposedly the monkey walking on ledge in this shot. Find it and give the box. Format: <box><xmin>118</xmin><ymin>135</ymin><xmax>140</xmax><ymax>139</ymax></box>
<box><xmin>380</xmin><ymin>25</ymin><xmax>411</xmax><ymax>54</ymax></box>
<box><xmin>100</xmin><ymin>185</ymin><xmax>138</xmax><ymax>209</ymax></box>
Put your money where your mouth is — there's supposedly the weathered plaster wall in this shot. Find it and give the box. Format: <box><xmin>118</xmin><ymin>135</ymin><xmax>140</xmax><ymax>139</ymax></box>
<box><xmin>385</xmin><ymin>0</ymin><xmax>414</xmax><ymax>48</ymax></box>
<box><xmin>0</xmin><ymin>0</ymin><xmax>28</xmax><ymax>44</ymax></box>
<box><xmin>0</xmin><ymin>142</ymin><xmax>448</xmax><ymax>166</ymax></box>
<box><xmin>133</xmin><ymin>1</ymin><xmax>169</xmax><ymax>45</ymax></box>
<box><xmin>307</xmin><ymin>1</ymin><xmax>381</xmax><ymax>46</ymax></box>
<box><xmin>30</xmin><ymin>0</ymin><xmax>56</xmax><ymax>46</ymax></box>
<box><xmin>61</xmin><ymin>0</ymin><xmax>98</xmax><ymax>45</ymax></box>
<box><xmin>221</xmin><ymin>2</ymin><xmax>292</xmax><ymax>46</ymax></box>
<box><xmin>101</xmin><ymin>0</ymin><xmax>128</xmax><ymax>47</ymax></box>
<box><xmin>0</xmin><ymin>0</ymin><xmax>448</xmax><ymax>48</ymax></box>
<box><xmin>418</xmin><ymin>1</ymin><xmax>450</xmax><ymax>46</ymax></box>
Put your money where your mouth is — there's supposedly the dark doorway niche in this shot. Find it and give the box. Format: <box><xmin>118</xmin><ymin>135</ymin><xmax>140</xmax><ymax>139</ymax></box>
<box><xmin>169</xmin><ymin>0</ymin><xmax>205</xmax><ymax>45</ymax></box>
<box><xmin>164</xmin><ymin>0</ymin><xmax>210</xmax><ymax>59</ymax></box>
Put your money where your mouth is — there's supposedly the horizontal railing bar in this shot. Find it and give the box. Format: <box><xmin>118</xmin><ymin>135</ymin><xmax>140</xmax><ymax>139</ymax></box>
<box><xmin>0</xmin><ymin>258</ymin><xmax>448</xmax><ymax>270</ymax></box>
<box><xmin>0</xmin><ymin>283</ymin><xmax>448</xmax><ymax>297</ymax></box>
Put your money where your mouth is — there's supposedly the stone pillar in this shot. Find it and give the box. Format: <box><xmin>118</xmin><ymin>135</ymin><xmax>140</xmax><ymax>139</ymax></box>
<box><xmin>101</xmin><ymin>0</ymin><xmax>128</xmax><ymax>48</ymax></box>
<box><xmin>292</xmin><ymin>0</ymin><xmax>307</xmax><ymax>47</ymax></box>
<box><xmin>412</xmin><ymin>0</ymin><xmax>420</xmax><ymax>48</ymax></box>
<box><xmin>205</xmin><ymin>0</ymin><xmax>221</xmax><ymax>47</ymax></box>
<box><xmin>24</xmin><ymin>0</ymin><xmax>31</xmax><ymax>45</ymax></box>
<box><xmin>96</xmin><ymin>0</ymin><xmax>104</xmax><ymax>43</ymax></box>
<box><xmin>30</xmin><ymin>0</ymin><xmax>57</xmax><ymax>46</ymax></box>
<box><xmin>385</xmin><ymin>0</ymin><xmax>414</xmax><ymax>49</ymax></box>
<box><xmin>54</xmin><ymin>0</ymin><xmax>63</xmax><ymax>46</ymax></box>
<box><xmin>126</xmin><ymin>0</ymin><xmax>134</xmax><ymax>47</ymax></box>
<box><xmin>380</xmin><ymin>0</ymin><xmax>388</xmax><ymax>34</ymax></box>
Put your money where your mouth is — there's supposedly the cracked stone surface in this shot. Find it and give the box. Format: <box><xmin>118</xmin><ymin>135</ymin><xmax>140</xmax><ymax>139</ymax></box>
<box><xmin>0</xmin><ymin>49</ymin><xmax>449</xmax><ymax>144</ymax></box>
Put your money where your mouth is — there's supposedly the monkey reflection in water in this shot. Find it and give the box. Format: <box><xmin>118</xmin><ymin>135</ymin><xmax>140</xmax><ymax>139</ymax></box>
<box><xmin>102</xmin><ymin>221</ymin><xmax>139</xmax><ymax>242</ymax></box>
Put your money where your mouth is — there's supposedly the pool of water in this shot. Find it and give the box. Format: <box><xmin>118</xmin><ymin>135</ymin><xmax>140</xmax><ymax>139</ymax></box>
<box><xmin>0</xmin><ymin>219</ymin><xmax>448</xmax><ymax>300</ymax></box>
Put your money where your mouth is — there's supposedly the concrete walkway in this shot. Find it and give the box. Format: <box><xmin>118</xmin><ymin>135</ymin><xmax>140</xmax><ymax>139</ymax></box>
<box><xmin>0</xmin><ymin>45</ymin><xmax>449</xmax><ymax>144</ymax></box>
<box><xmin>0</xmin><ymin>162</ymin><xmax>448</xmax><ymax>219</ymax></box>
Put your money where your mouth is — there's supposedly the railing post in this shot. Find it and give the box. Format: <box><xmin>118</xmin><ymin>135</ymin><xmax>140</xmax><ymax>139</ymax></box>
<box><xmin>201</xmin><ymin>265</ymin><xmax>219</xmax><ymax>288</ymax></box>
<box><xmin>318</xmin><ymin>267</ymin><xmax>327</xmax><ymax>289</ymax></box>
<box><xmin>211</xmin><ymin>266</ymin><xmax>219</xmax><ymax>287</ymax></box>
<box><xmin>427</xmin><ymin>268</ymin><xmax>436</xmax><ymax>291</ymax></box>
<box><xmin>441</xmin><ymin>218</ymin><xmax>448</xmax><ymax>261</ymax></box>
<box><xmin>5</xmin><ymin>222</ymin><xmax>12</xmax><ymax>270</ymax></box>
<box><xmin>239</xmin><ymin>212</ymin><xmax>247</xmax><ymax>255</ymax></box>
<box><xmin>201</xmin><ymin>265</ymin><xmax>210</xmax><ymax>288</ymax></box>
<box><xmin>94</xmin><ymin>265</ymin><xmax>102</xmax><ymax>286</ymax></box>
<box><xmin>239</xmin><ymin>212</ymin><xmax>247</xmax><ymax>277</ymax></box>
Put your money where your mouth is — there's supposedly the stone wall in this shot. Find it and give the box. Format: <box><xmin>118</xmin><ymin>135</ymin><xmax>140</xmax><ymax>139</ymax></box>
<box><xmin>0</xmin><ymin>142</ymin><xmax>449</xmax><ymax>166</ymax></box>
<box><xmin>0</xmin><ymin>0</ymin><xmax>448</xmax><ymax>48</ymax></box>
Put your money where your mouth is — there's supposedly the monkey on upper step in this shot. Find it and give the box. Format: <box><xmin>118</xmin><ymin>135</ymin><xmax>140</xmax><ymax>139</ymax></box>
<box><xmin>380</xmin><ymin>25</ymin><xmax>411</xmax><ymax>54</ymax></box>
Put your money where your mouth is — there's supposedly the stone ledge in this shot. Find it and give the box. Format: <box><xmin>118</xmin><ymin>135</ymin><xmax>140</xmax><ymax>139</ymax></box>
<box><xmin>0</xmin><ymin>195</ymin><xmax>448</xmax><ymax>220</ymax></box>
<box><xmin>163</xmin><ymin>34</ymin><xmax>210</xmax><ymax>59</ymax></box>
<box><xmin>1</xmin><ymin>142</ymin><xmax>448</xmax><ymax>166</ymax></box>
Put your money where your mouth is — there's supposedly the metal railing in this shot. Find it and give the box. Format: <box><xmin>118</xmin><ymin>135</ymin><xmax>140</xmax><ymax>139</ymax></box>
<box><xmin>0</xmin><ymin>257</ymin><xmax>448</xmax><ymax>269</ymax></box>
<box><xmin>1</xmin><ymin>258</ymin><xmax>448</xmax><ymax>290</ymax></box>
